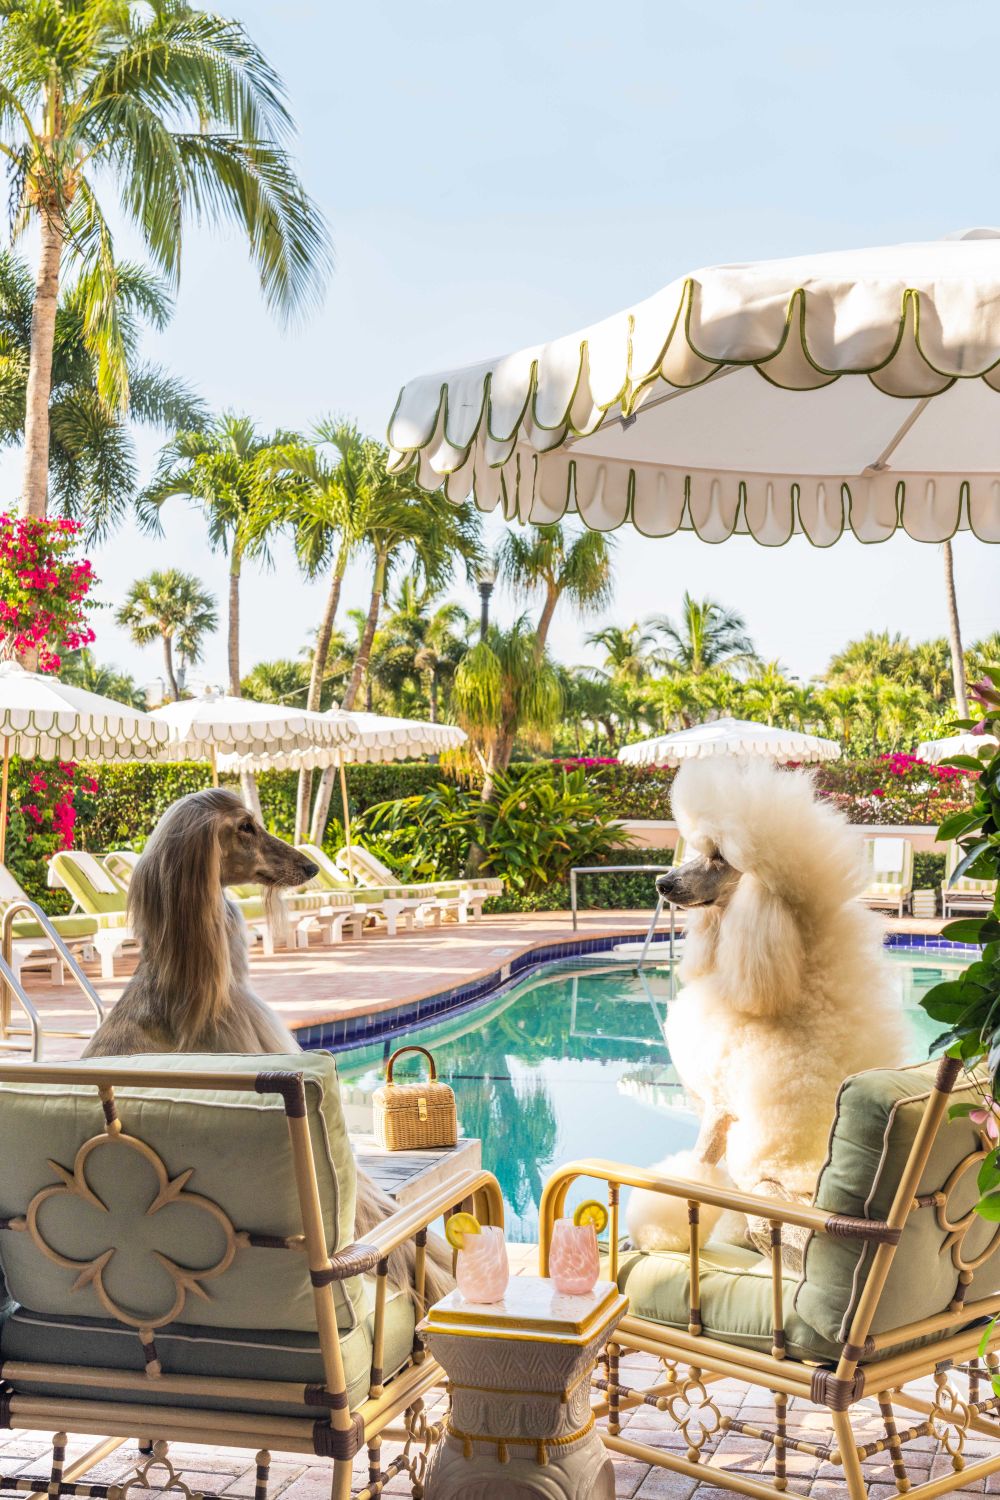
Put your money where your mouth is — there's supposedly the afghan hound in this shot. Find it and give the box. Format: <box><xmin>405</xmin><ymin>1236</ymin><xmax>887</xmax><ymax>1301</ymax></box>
<box><xmin>83</xmin><ymin>788</ymin><xmax>454</xmax><ymax>1302</ymax></box>
<box><xmin>626</xmin><ymin>758</ymin><xmax>907</xmax><ymax>1253</ymax></box>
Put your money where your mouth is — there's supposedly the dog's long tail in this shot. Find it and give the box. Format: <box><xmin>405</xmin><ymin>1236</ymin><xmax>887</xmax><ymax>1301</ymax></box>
<box><xmin>354</xmin><ymin>1168</ymin><xmax>455</xmax><ymax>1305</ymax></box>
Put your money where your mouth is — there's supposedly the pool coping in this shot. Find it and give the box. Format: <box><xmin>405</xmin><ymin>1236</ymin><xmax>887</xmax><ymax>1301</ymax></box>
<box><xmin>294</xmin><ymin>928</ymin><xmax>978</xmax><ymax>1055</ymax></box>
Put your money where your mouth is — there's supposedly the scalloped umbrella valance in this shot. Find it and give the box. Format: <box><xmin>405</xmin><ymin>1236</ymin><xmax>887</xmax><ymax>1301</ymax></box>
<box><xmin>219</xmin><ymin>711</ymin><xmax>467</xmax><ymax>847</ymax></box>
<box><xmin>914</xmin><ymin>731</ymin><xmax>999</xmax><ymax>764</ymax></box>
<box><xmin>619</xmin><ymin>717</ymin><xmax>841</xmax><ymax>768</ymax></box>
<box><xmin>388</xmin><ymin>229</ymin><xmax>1000</xmax><ymax>545</ymax></box>
<box><xmin>0</xmin><ymin>661</ymin><xmax>172</xmax><ymax>861</ymax></box>
<box><xmin>151</xmin><ymin>689</ymin><xmax>353</xmax><ymax>785</ymax></box>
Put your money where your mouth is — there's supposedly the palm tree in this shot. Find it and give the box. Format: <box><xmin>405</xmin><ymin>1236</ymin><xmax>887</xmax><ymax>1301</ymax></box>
<box><xmin>497</xmin><ymin>524</ymin><xmax>614</xmax><ymax>659</ymax></box>
<box><xmin>586</xmin><ymin>623</ymin><xmax>656</xmax><ymax>685</ymax></box>
<box><xmin>909</xmin><ymin>638</ymin><xmax>953</xmax><ymax>705</ymax></box>
<box><xmin>140</xmin><ymin>415</ymin><xmax>297</xmax><ymax>696</ymax></box>
<box><xmin>0</xmin><ymin>250</ymin><xmax>204</xmax><ymax>539</ymax></box>
<box><xmin>241</xmin><ymin>659</ymin><xmax>309</xmax><ymax>705</ymax></box>
<box><xmin>451</xmin><ymin>617</ymin><xmax>562</xmax><ymax>801</ymax></box>
<box><xmin>826</xmin><ymin>630</ymin><xmax>912</xmax><ymax>686</ymax></box>
<box><xmin>308</xmin><ymin>455</ymin><xmax>484</xmax><ymax>840</ymax></box>
<box><xmin>942</xmin><ymin>541</ymin><xmax>969</xmax><ymax>717</ymax></box>
<box><xmin>742</xmin><ymin>661</ymin><xmax>797</xmax><ymax>726</ymax></box>
<box><xmin>1</xmin><ymin>0</ymin><xmax>331</xmax><ymax>520</ymax></box>
<box><xmin>648</xmin><ymin>594</ymin><xmax>758</xmax><ymax>676</ymax></box>
<box><xmin>967</xmin><ymin>633</ymin><xmax>1000</xmax><ymax>683</ymax></box>
<box><xmin>416</xmin><ymin>602</ymin><xmax>475</xmax><ymax>723</ymax></box>
<box><xmin>116</xmin><ymin>570</ymin><xmax>217</xmax><ymax>701</ymax></box>
<box><xmin>58</xmin><ymin>648</ymin><xmax>145</xmax><ymax>708</ymax></box>
<box><xmin>818</xmin><ymin>684</ymin><xmax>860</xmax><ymax>747</ymax></box>
<box><xmin>371</xmin><ymin>578</ymin><xmax>473</xmax><ymax>721</ymax></box>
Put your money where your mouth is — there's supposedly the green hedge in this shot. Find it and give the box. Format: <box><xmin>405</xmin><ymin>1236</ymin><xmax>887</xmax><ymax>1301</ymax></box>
<box><xmin>913</xmin><ymin>851</ymin><xmax>946</xmax><ymax>892</ymax></box>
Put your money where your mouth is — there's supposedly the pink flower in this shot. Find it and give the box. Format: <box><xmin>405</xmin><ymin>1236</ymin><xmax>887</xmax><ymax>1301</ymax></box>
<box><xmin>872</xmin><ymin>788</ymin><xmax>885</xmax><ymax>798</ymax></box>
<box><xmin>971</xmin><ymin>1101</ymin><xmax>1000</xmax><ymax>1142</ymax></box>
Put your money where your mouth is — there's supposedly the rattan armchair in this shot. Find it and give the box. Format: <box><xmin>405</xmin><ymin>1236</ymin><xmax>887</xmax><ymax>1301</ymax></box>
<box><xmin>540</xmin><ymin>1056</ymin><xmax>1000</xmax><ymax>1499</ymax></box>
<box><xmin>0</xmin><ymin>1054</ymin><xmax>501</xmax><ymax>1500</ymax></box>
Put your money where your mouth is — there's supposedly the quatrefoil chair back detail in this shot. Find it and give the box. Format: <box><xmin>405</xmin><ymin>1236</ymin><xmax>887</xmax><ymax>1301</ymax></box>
<box><xmin>541</xmin><ymin>1058</ymin><xmax>1000</xmax><ymax>1499</ymax></box>
<box><xmin>0</xmin><ymin>1053</ymin><xmax>503</xmax><ymax>1500</ymax></box>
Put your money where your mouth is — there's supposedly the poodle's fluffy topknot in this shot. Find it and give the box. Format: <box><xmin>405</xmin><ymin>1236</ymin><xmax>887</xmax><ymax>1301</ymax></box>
<box><xmin>672</xmin><ymin>757</ymin><xmax>866</xmax><ymax>910</ymax></box>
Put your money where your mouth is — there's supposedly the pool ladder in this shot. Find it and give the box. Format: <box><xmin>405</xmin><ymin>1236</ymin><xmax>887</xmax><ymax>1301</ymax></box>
<box><xmin>0</xmin><ymin>900</ymin><xmax>105</xmax><ymax>1060</ymax></box>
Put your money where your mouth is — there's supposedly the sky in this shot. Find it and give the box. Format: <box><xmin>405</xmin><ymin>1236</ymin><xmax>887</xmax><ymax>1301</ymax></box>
<box><xmin>4</xmin><ymin>0</ymin><xmax>1000</xmax><ymax>695</ymax></box>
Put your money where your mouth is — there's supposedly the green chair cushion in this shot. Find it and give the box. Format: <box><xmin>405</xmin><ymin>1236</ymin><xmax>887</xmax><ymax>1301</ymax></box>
<box><xmin>795</xmin><ymin>1061</ymin><xmax>999</xmax><ymax>1352</ymax></box>
<box><xmin>11</xmin><ymin>914</ymin><xmax>97</xmax><ymax>941</ymax></box>
<box><xmin>615</xmin><ymin>1242</ymin><xmax>839</xmax><ymax>1362</ymax></box>
<box><xmin>2</xmin><ymin>1280</ymin><xmax>416</xmax><ymax>1418</ymax></box>
<box><xmin>0</xmin><ymin>1052</ymin><xmax>363</xmax><ymax>1335</ymax></box>
<box><xmin>48</xmin><ymin>854</ymin><xmax>128</xmax><ymax>918</ymax></box>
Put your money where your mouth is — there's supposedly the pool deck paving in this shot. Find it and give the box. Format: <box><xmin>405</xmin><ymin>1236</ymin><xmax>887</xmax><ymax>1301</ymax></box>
<box><xmin>2</xmin><ymin>906</ymin><xmax>988</xmax><ymax>1497</ymax></box>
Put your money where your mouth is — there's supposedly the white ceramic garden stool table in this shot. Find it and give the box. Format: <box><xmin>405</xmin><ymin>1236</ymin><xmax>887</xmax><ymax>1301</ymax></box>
<box><xmin>419</xmin><ymin>1275</ymin><xmax>628</xmax><ymax>1499</ymax></box>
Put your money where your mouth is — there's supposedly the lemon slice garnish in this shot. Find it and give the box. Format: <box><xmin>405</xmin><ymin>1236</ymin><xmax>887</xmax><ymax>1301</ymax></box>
<box><xmin>445</xmin><ymin>1210</ymin><xmax>482</xmax><ymax>1251</ymax></box>
<box><xmin>573</xmin><ymin>1199</ymin><xmax>609</xmax><ymax>1233</ymax></box>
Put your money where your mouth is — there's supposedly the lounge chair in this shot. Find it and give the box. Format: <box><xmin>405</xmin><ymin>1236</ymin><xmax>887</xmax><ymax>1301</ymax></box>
<box><xmin>0</xmin><ymin>1051</ymin><xmax>502</xmax><ymax>1500</ymax></box>
<box><xmin>0</xmin><ymin>864</ymin><xmax>97</xmax><ymax>983</ymax></box>
<box><xmin>100</xmin><ymin>848</ymin><xmax>140</xmax><ymax>886</ymax></box>
<box><xmin>46</xmin><ymin>850</ymin><xmax>134</xmax><ymax>978</ymax></box>
<box><xmin>226</xmin><ymin>880</ymin><xmax>363</xmax><ymax>951</ymax></box>
<box><xmin>858</xmin><ymin>835</ymin><xmax>914</xmax><ymax>917</ymax></box>
<box><xmin>942</xmin><ymin>838</ymin><xmax>998</xmax><ymax>918</ymax></box>
<box><xmin>297</xmin><ymin>843</ymin><xmax>449</xmax><ymax>937</ymax></box>
<box><xmin>541</xmin><ymin>1056</ymin><xmax>1000</xmax><ymax>1499</ymax></box>
<box><xmin>336</xmin><ymin>841</ymin><xmax>502</xmax><ymax>923</ymax></box>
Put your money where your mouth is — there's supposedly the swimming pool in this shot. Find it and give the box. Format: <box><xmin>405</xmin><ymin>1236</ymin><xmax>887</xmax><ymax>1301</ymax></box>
<box><xmin>334</xmin><ymin>947</ymin><xmax>968</xmax><ymax>1243</ymax></box>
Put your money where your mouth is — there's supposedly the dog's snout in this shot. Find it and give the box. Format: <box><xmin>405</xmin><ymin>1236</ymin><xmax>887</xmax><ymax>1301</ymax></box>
<box><xmin>301</xmin><ymin>859</ymin><xmax>319</xmax><ymax>880</ymax></box>
<box><xmin>655</xmin><ymin>870</ymin><xmax>676</xmax><ymax>899</ymax></box>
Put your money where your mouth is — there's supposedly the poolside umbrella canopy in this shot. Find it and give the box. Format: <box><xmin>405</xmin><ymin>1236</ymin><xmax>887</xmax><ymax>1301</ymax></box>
<box><xmin>152</xmin><ymin>688</ymin><xmax>352</xmax><ymax>784</ymax></box>
<box><xmin>0</xmin><ymin>660</ymin><xmax>171</xmax><ymax>861</ymax></box>
<box><xmin>220</xmin><ymin>711</ymin><xmax>468</xmax><ymax>846</ymax></box>
<box><xmin>915</xmin><ymin>731</ymin><xmax>1000</xmax><ymax>764</ymax></box>
<box><xmin>388</xmin><ymin>230</ymin><xmax>1000</xmax><ymax>545</ymax></box>
<box><xmin>619</xmin><ymin>717</ymin><xmax>841</xmax><ymax>768</ymax></box>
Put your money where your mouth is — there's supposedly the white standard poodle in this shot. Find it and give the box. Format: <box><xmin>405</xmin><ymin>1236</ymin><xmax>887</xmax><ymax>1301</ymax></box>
<box><xmin>626</xmin><ymin>756</ymin><xmax>908</xmax><ymax>1253</ymax></box>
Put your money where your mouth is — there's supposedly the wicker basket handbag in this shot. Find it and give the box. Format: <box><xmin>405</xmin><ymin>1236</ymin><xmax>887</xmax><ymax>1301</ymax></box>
<box><xmin>372</xmin><ymin>1045</ymin><xmax>458</xmax><ymax>1151</ymax></box>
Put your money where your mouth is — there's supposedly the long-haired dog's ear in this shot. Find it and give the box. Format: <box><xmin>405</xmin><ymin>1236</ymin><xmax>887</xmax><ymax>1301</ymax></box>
<box><xmin>130</xmin><ymin>802</ymin><xmax>232</xmax><ymax>1046</ymax></box>
<box><xmin>714</xmin><ymin>875</ymin><xmax>804</xmax><ymax>1018</ymax></box>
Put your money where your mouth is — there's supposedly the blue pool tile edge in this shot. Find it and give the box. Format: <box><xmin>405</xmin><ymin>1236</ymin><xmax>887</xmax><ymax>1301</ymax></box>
<box><xmin>295</xmin><ymin>930</ymin><xmax>981</xmax><ymax>1054</ymax></box>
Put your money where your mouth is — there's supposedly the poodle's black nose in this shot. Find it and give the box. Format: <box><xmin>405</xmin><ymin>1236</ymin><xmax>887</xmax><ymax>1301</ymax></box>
<box><xmin>655</xmin><ymin>870</ymin><xmax>676</xmax><ymax>899</ymax></box>
<box><xmin>301</xmin><ymin>860</ymin><xmax>319</xmax><ymax>880</ymax></box>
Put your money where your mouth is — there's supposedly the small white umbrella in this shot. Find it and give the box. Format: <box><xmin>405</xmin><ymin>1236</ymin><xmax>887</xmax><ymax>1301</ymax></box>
<box><xmin>0</xmin><ymin>661</ymin><xmax>171</xmax><ymax>861</ymax></box>
<box><xmin>915</xmin><ymin>731</ymin><xmax>999</xmax><ymax>764</ymax></box>
<box><xmin>152</xmin><ymin>688</ymin><xmax>352</xmax><ymax>786</ymax></box>
<box><xmin>619</xmin><ymin>716</ymin><xmax>841</xmax><ymax>768</ymax></box>
<box><xmin>220</xmin><ymin>711</ymin><xmax>467</xmax><ymax>848</ymax></box>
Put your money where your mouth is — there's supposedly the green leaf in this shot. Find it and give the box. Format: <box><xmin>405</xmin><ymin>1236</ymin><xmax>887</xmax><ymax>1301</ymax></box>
<box><xmin>943</xmin><ymin>755</ymin><xmax>991</xmax><ymax>772</ymax></box>
<box><xmin>937</xmin><ymin>810</ymin><xmax>985</xmax><ymax>842</ymax></box>
<box><xmin>949</xmin><ymin>1102</ymin><xmax>977</xmax><ymax>1119</ymax></box>
<box><xmin>979</xmin><ymin>1150</ymin><xmax>1000</xmax><ymax>1196</ymax></box>
<box><xmin>979</xmin><ymin>1314</ymin><xmax>1000</xmax><ymax>1358</ymax></box>
<box><xmin>941</xmin><ymin>918</ymin><xmax>997</xmax><ymax>945</ymax></box>
<box><xmin>976</xmin><ymin>1191</ymin><xmax>1000</xmax><ymax>1221</ymax></box>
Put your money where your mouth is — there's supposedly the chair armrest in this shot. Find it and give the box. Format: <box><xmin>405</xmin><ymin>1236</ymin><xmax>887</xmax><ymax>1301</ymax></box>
<box><xmin>360</xmin><ymin>1167</ymin><xmax>503</xmax><ymax>1261</ymax></box>
<box><xmin>539</xmin><ymin>1157</ymin><xmax>898</xmax><ymax>1272</ymax></box>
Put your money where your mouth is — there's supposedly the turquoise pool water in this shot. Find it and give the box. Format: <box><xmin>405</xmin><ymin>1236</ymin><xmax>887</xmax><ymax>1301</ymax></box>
<box><xmin>336</xmin><ymin>948</ymin><xmax>965</xmax><ymax>1243</ymax></box>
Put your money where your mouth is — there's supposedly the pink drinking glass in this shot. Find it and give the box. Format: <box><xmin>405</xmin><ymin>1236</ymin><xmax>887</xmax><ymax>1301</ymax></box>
<box><xmin>456</xmin><ymin>1225</ymin><xmax>509</xmax><ymax>1303</ymax></box>
<box><xmin>549</xmin><ymin>1218</ymin><xmax>600</xmax><ymax>1296</ymax></box>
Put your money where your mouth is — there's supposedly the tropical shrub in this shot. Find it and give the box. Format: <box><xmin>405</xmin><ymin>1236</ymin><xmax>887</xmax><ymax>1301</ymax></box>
<box><xmin>0</xmin><ymin>515</ymin><xmax>95</xmax><ymax>670</ymax></box>
<box><xmin>815</xmin><ymin>753</ymin><xmax>978</xmax><ymax>827</ymax></box>
<box><xmin>361</xmin><ymin>764</ymin><xmax>626</xmax><ymax>892</ymax></box>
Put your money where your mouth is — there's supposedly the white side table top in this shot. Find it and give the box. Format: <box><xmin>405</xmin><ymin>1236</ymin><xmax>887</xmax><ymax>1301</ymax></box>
<box><xmin>421</xmin><ymin>1275</ymin><xmax>628</xmax><ymax>1347</ymax></box>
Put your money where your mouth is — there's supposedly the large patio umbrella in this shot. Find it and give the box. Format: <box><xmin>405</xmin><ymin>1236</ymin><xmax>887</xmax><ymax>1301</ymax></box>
<box><xmin>387</xmin><ymin>230</ymin><xmax>1000</xmax><ymax>547</ymax></box>
<box><xmin>619</xmin><ymin>717</ymin><xmax>840</xmax><ymax>767</ymax></box>
<box><xmin>0</xmin><ymin>661</ymin><xmax>171</xmax><ymax>861</ymax></box>
<box><xmin>151</xmin><ymin>688</ymin><xmax>352</xmax><ymax>786</ymax></box>
<box><xmin>915</xmin><ymin>730</ymin><xmax>999</xmax><ymax>764</ymax></box>
<box><xmin>220</xmin><ymin>711</ymin><xmax>467</xmax><ymax>849</ymax></box>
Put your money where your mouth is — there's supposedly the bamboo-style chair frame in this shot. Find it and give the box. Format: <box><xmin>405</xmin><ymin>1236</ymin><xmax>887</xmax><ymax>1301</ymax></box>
<box><xmin>540</xmin><ymin>1056</ymin><xmax>1000</xmax><ymax>1499</ymax></box>
<box><xmin>0</xmin><ymin>1062</ymin><xmax>502</xmax><ymax>1500</ymax></box>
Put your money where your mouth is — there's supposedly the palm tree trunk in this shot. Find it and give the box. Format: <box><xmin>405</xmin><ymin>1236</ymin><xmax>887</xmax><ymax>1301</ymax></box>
<box><xmin>163</xmin><ymin>634</ymin><xmax>180</xmax><ymax>701</ymax></box>
<box><xmin>20</xmin><ymin>212</ymin><xmax>63</xmax><ymax>520</ymax></box>
<box><xmin>943</xmin><ymin>539</ymin><xmax>969</xmax><ymax>716</ymax></box>
<box><xmin>295</xmin><ymin>556</ymin><xmax>346</xmax><ymax>843</ymax></box>
<box><xmin>308</xmin><ymin>553</ymin><xmax>386</xmax><ymax>845</ymax></box>
<box><xmin>227</xmin><ymin>548</ymin><xmax>242</xmax><ymax>697</ymax></box>
<box><xmin>534</xmin><ymin>585</ymin><xmax>560</xmax><ymax>660</ymax></box>
<box><xmin>428</xmin><ymin>671</ymin><xmax>439</xmax><ymax>723</ymax></box>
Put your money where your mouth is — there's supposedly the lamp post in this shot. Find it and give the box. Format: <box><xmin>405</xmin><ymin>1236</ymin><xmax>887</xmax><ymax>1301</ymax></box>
<box><xmin>477</xmin><ymin>561</ymin><xmax>496</xmax><ymax>642</ymax></box>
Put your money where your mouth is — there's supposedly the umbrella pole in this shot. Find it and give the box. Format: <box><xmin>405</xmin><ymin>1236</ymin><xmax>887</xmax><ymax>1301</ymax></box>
<box><xmin>0</xmin><ymin>735</ymin><xmax>10</xmax><ymax>866</ymax></box>
<box><xmin>210</xmin><ymin>744</ymin><xmax>219</xmax><ymax>789</ymax></box>
<box><xmin>339</xmin><ymin>755</ymin><xmax>351</xmax><ymax>853</ymax></box>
